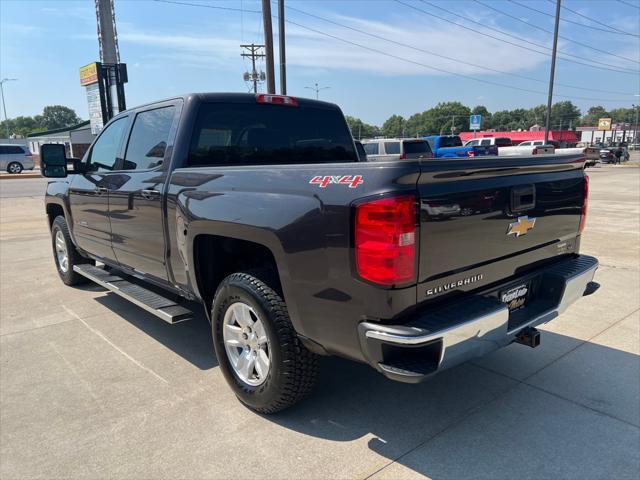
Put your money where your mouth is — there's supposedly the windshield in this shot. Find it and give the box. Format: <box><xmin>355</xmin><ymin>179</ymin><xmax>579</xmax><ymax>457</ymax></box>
<box><xmin>439</xmin><ymin>136</ymin><xmax>463</xmax><ymax>148</ymax></box>
<box><xmin>188</xmin><ymin>102</ymin><xmax>358</xmax><ymax>166</ymax></box>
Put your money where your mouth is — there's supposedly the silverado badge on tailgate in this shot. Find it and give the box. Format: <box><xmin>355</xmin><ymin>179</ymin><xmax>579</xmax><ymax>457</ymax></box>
<box><xmin>507</xmin><ymin>216</ymin><xmax>536</xmax><ymax>237</ymax></box>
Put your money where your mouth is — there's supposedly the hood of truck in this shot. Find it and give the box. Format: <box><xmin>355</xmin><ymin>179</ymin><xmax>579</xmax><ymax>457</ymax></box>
<box><xmin>416</xmin><ymin>155</ymin><xmax>585</xmax><ymax>303</ymax></box>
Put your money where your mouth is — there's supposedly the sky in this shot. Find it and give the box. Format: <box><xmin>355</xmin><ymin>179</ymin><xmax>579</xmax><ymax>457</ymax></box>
<box><xmin>1</xmin><ymin>0</ymin><xmax>639</xmax><ymax>125</ymax></box>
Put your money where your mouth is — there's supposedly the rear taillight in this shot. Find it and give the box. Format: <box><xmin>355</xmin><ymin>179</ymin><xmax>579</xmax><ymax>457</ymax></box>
<box><xmin>355</xmin><ymin>195</ymin><xmax>417</xmax><ymax>286</ymax></box>
<box><xmin>255</xmin><ymin>94</ymin><xmax>298</xmax><ymax>106</ymax></box>
<box><xmin>399</xmin><ymin>153</ymin><xmax>406</xmax><ymax>160</ymax></box>
<box><xmin>532</xmin><ymin>147</ymin><xmax>538</xmax><ymax>155</ymax></box>
<box><xmin>579</xmin><ymin>175</ymin><xmax>589</xmax><ymax>234</ymax></box>
<box><xmin>25</xmin><ymin>151</ymin><xmax>32</xmax><ymax>156</ymax></box>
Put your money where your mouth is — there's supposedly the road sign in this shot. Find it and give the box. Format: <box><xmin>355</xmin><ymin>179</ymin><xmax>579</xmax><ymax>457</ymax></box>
<box><xmin>598</xmin><ymin>118</ymin><xmax>612</xmax><ymax>131</ymax></box>
<box><xmin>470</xmin><ymin>114</ymin><xmax>482</xmax><ymax>130</ymax></box>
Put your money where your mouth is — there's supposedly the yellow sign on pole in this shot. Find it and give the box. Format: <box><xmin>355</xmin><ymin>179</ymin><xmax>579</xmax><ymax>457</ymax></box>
<box><xmin>597</xmin><ymin>118</ymin><xmax>612</xmax><ymax>131</ymax></box>
<box><xmin>79</xmin><ymin>63</ymin><xmax>99</xmax><ymax>86</ymax></box>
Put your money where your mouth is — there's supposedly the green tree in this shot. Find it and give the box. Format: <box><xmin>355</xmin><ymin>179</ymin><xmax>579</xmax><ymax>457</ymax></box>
<box><xmin>579</xmin><ymin>106</ymin><xmax>608</xmax><ymax>127</ymax></box>
<box><xmin>609</xmin><ymin>107</ymin><xmax>635</xmax><ymax>124</ymax></box>
<box><xmin>345</xmin><ymin>115</ymin><xmax>380</xmax><ymax>139</ymax></box>
<box><xmin>381</xmin><ymin>114</ymin><xmax>406</xmax><ymax>138</ymax></box>
<box><xmin>550</xmin><ymin>101</ymin><xmax>580</xmax><ymax>130</ymax></box>
<box><xmin>40</xmin><ymin>105</ymin><xmax>81</xmax><ymax>130</ymax></box>
<box><xmin>424</xmin><ymin>102</ymin><xmax>471</xmax><ymax>134</ymax></box>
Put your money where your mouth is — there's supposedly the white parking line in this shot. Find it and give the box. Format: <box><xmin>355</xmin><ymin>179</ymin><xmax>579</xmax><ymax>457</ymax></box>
<box><xmin>63</xmin><ymin>305</ymin><xmax>169</xmax><ymax>384</ymax></box>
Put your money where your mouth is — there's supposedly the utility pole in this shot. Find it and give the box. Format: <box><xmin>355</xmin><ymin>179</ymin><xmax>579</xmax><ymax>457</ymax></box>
<box><xmin>241</xmin><ymin>44</ymin><xmax>266</xmax><ymax>93</ymax></box>
<box><xmin>95</xmin><ymin>0</ymin><xmax>126</xmax><ymax>118</ymax></box>
<box><xmin>544</xmin><ymin>0</ymin><xmax>561</xmax><ymax>145</ymax></box>
<box><xmin>278</xmin><ymin>0</ymin><xmax>286</xmax><ymax>95</ymax></box>
<box><xmin>633</xmin><ymin>104</ymin><xmax>639</xmax><ymax>144</ymax></box>
<box><xmin>261</xmin><ymin>0</ymin><xmax>276</xmax><ymax>94</ymax></box>
<box><xmin>304</xmin><ymin>83</ymin><xmax>330</xmax><ymax>100</ymax></box>
<box><xmin>0</xmin><ymin>78</ymin><xmax>17</xmax><ymax>138</ymax></box>
<box><xmin>450</xmin><ymin>115</ymin><xmax>455</xmax><ymax>135</ymax></box>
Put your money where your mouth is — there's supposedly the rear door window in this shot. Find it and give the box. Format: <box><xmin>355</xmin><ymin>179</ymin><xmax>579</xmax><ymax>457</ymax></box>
<box><xmin>363</xmin><ymin>143</ymin><xmax>379</xmax><ymax>155</ymax></box>
<box><xmin>403</xmin><ymin>140</ymin><xmax>431</xmax><ymax>156</ymax></box>
<box><xmin>0</xmin><ymin>145</ymin><xmax>25</xmax><ymax>154</ymax></box>
<box><xmin>439</xmin><ymin>136</ymin><xmax>463</xmax><ymax>148</ymax></box>
<box><xmin>188</xmin><ymin>102</ymin><xmax>357</xmax><ymax>166</ymax></box>
<box><xmin>123</xmin><ymin>106</ymin><xmax>175</xmax><ymax>170</ymax></box>
<box><xmin>384</xmin><ymin>142</ymin><xmax>400</xmax><ymax>155</ymax></box>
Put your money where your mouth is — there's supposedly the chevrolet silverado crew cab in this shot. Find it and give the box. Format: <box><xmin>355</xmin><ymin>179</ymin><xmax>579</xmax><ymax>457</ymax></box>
<box><xmin>41</xmin><ymin>93</ymin><xmax>599</xmax><ymax>413</ymax></box>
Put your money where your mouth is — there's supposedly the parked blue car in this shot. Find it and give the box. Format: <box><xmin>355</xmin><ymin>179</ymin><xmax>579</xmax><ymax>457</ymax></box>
<box><xmin>424</xmin><ymin>135</ymin><xmax>498</xmax><ymax>158</ymax></box>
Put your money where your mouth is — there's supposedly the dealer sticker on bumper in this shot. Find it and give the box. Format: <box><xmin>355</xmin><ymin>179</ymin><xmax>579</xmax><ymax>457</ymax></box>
<box><xmin>500</xmin><ymin>283</ymin><xmax>529</xmax><ymax>311</ymax></box>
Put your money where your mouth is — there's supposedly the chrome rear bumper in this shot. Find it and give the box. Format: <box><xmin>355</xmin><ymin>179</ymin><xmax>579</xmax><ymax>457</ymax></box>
<box><xmin>358</xmin><ymin>255</ymin><xmax>599</xmax><ymax>383</ymax></box>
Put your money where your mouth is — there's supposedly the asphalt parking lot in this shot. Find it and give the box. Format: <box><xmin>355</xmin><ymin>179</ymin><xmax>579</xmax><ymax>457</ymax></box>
<box><xmin>1</xmin><ymin>167</ymin><xmax>638</xmax><ymax>479</ymax></box>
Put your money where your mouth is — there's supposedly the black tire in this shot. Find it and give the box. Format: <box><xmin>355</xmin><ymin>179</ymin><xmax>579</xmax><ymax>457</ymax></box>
<box><xmin>51</xmin><ymin>216</ymin><xmax>92</xmax><ymax>286</ymax></box>
<box><xmin>212</xmin><ymin>272</ymin><xmax>319</xmax><ymax>414</ymax></box>
<box><xmin>6</xmin><ymin>162</ymin><xmax>23</xmax><ymax>174</ymax></box>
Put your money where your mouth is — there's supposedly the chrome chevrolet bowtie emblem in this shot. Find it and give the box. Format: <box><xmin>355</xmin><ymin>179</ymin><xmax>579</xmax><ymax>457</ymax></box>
<box><xmin>507</xmin><ymin>216</ymin><xmax>536</xmax><ymax>237</ymax></box>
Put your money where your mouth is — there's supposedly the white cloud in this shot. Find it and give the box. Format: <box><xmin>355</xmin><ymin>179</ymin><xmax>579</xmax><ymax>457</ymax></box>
<box><xmin>114</xmin><ymin>11</ymin><xmax>551</xmax><ymax>78</ymax></box>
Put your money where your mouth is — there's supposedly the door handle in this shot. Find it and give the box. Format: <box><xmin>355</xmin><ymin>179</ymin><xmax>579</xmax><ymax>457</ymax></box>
<box><xmin>141</xmin><ymin>189</ymin><xmax>160</xmax><ymax>200</ymax></box>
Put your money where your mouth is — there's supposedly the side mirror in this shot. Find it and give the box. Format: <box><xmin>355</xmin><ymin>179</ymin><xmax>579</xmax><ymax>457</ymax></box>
<box><xmin>40</xmin><ymin>144</ymin><xmax>68</xmax><ymax>178</ymax></box>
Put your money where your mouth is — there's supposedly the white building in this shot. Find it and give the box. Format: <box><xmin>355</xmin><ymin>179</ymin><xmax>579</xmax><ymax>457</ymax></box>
<box><xmin>576</xmin><ymin>125</ymin><xmax>638</xmax><ymax>144</ymax></box>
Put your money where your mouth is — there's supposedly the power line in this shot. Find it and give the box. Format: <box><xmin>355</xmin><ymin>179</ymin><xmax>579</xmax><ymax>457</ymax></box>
<box><xmin>509</xmin><ymin>0</ymin><xmax>640</xmax><ymax>37</ymax></box>
<box><xmin>152</xmin><ymin>0</ymin><xmax>635</xmax><ymax>102</ymax></box>
<box><xmin>154</xmin><ymin>0</ymin><xmax>260</xmax><ymax>14</ymax></box>
<box><xmin>473</xmin><ymin>0</ymin><xmax>639</xmax><ymax>65</ymax></box>
<box><xmin>617</xmin><ymin>0</ymin><xmax>640</xmax><ymax>10</ymax></box>
<box><xmin>286</xmin><ymin>3</ymin><xmax>636</xmax><ymax>96</ymax></box>
<box><xmin>552</xmin><ymin>0</ymin><xmax>640</xmax><ymax>37</ymax></box>
<box><xmin>282</xmin><ymin>16</ymin><xmax>632</xmax><ymax>102</ymax></box>
<box><xmin>413</xmin><ymin>0</ymin><xmax>638</xmax><ymax>73</ymax></box>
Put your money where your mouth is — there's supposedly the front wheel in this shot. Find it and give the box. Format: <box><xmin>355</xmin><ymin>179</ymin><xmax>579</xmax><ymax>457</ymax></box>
<box><xmin>51</xmin><ymin>216</ymin><xmax>92</xmax><ymax>286</ymax></box>
<box><xmin>212</xmin><ymin>272</ymin><xmax>319</xmax><ymax>413</ymax></box>
<box><xmin>6</xmin><ymin>162</ymin><xmax>23</xmax><ymax>174</ymax></box>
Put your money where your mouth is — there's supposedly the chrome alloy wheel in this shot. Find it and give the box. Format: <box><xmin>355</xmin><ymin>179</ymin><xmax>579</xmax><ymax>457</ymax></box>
<box><xmin>223</xmin><ymin>302</ymin><xmax>270</xmax><ymax>386</ymax></box>
<box><xmin>54</xmin><ymin>230</ymin><xmax>69</xmax><ymax>273</ymax></box>
<box><xmin>8</xmin><ymin>163</ymin><xmax>22</xmax><ymax>173</ymax></box>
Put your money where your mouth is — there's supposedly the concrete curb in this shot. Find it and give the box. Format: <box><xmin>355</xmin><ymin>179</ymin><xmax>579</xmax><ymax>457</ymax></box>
<box><xmin>0</xmin><ymin>172</ymin><xmax>43</xmax><ymax>180</ymax></box>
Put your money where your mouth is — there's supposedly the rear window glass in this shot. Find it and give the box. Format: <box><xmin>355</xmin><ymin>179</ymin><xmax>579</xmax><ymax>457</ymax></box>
<box><xmin>403</xmin><ymin>141</ymin><xmax>431</xmax><ymax>154</ymax></box>
<box><xmin>384</xmin><ymin>142</ymin><xmax>400</xmax><ymax>154</ymax></box>
<box><xmin>355</xmin><ymin>142</ymin><xmax>367</xmax><ymax>160</ymax></box>
<box><xmin>363</xmin><ymin>143</ymin><xmax>379</xmax><ymax>155</ymax></box>
<box><xmin>188</xmin><ymin>102</ymin><xmax>357</xmax><ymax>166</ymax></box>
<box><xmin>439</xmin><ymin>136</ymin><xmax>463</xmax><ymax>148</ymax></box>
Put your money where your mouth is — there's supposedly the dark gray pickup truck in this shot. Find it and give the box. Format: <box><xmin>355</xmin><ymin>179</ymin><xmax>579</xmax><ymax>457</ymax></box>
<box><xmin>41</xmin><ymin>93</ymin><xmax>599</xmax><ymax>413</ymax></box>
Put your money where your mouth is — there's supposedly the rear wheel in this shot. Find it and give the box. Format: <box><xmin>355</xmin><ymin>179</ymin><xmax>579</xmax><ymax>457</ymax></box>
<box><xmin>51</xmin><ymin>216</ymin><xmax>92</xmax><ymax>286</ymax></box>
<box><xmin>7</xmin><ymin>162</ymin><xmax>22</xmax><ymax>174</ymax></box>
<box><xmin>212</xmin><ymin>272</ymin><xmax>319</xmax><ymax>413</ymax></box>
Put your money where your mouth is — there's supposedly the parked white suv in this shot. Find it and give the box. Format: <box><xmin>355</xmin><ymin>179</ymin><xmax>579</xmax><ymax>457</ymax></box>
<box><xmin>360</xmin><ymin>138</ymin><xmax>432</xmax><ymax>161</ymax></box>
<box><xmin>464</xmin><ymin>137</ymin><xmax>512</xmax><ymax>148</ymax></box>
<box><xmin>0</xmin><ymin>144</ymin><xmax>35</xmax><ymax>173</ymax></box>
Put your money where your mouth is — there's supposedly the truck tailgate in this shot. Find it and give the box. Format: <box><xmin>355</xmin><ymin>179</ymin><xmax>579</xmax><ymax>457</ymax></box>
<box><xmin>417</xmin><ymin>154</ymin><xmax>586</xmax><ymax>303</ymax></box>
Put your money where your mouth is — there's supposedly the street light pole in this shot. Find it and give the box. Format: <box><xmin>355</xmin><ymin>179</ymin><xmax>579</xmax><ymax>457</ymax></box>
<box><xmin>544</xmin><ymin>0</ymin><xmax>561</xmax><ymax>145</ymax></box>
<box><xmin>0</xmin><ymin>78</ymin><xmax>18</xmax><ymax>138</ymax></box>
<box><xmin>304</xmin><ymin>82</ymin><xmax>330</xmax><ymax>100</ymax></box>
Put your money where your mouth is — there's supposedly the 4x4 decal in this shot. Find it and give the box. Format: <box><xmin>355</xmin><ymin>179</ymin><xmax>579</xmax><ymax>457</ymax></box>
<box><xmin>309</xmin><ymin>175</ymin><xmax>363</xmax><ymax>188</ymax></box>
